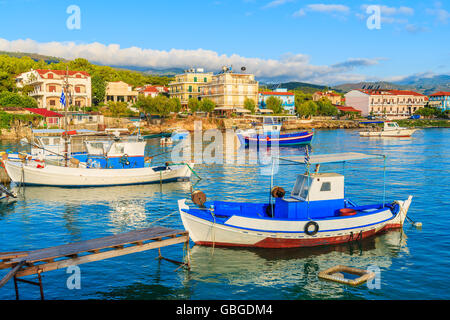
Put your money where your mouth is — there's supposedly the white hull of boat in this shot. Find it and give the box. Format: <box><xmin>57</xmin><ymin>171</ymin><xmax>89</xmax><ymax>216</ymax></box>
<box><xmin>177</xmin><ymin>197</ymin><xmax>412</xmax><ymax>248</ymax></box>
<box><xmin>4</xmin><ymin>160</ymin><xmax>193</xmax><ymax>187</ymax></box>
<box><xmin>359</xmin><ymin>129</ymin><xmax>417</xmax><ymax>137</ymax></box>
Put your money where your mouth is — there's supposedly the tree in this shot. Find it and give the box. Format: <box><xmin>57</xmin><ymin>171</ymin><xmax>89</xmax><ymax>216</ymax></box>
<box><xmin>296</xmin><ymin>101</ymin><xmax>318</xmax><ymax>118</ymax></box>
<box><xmin>188</xmin><ymin>98</ymin><xmax>200</xmax><ymax>113</ymax></box>
<box><xmin>200</xmin><ymin>98</ymin><xmax>216</xmax><ymax>116</ymax></box>
<box><xmin>91</xmin><ymin>73</ymin><xmax>107</xmax><ymax>106</ymax></box>
<box><xmin>265</xmin><ymin>96</ymin><xmax>283</xmax><ymax>114</ymax></box>
<box><xmin>244</xmin><ymin>98</ymin><xmax>256</xmax><ymax>114</ymax></box>
<box><xmin>316</xmin><ymin>98</ymin><xmax>338</xmax><ymax>116</ymax></box>
<box><xmin>0</xmin><ymin>91</ymin><xmax>37</xmax><ymax>108</ymax></box>
<box><xmin>107</xmin><ymin>101</ymin><xmax>128</xmax><ymax>117</ymax></box>
<box><xmin>171</xmin><ymin>97</ymin><xmax>182</xmax><ymax>113</ymax></box>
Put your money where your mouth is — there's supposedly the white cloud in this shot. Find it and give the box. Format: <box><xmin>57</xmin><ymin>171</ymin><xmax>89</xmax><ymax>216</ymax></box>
<box><xmin>426</xmin><ymin>2</ymin><xmax>450</xmax><ymax>24</ymax></box>
<box><xmin>361</xmin><ymin>4</ymin><xmax>414</xmax><ymax>17</ymax></box>
<box><xmin>262</xmin><ymin>0</ymin><xmax>293</xmax><ymax>9</ymax></box>
<box><xmin>292</xmin><ymin>8</ymin><xmax>306</xmax><ymax>17</ymax></box>
<box><xmin>0</xmin><ymin>37</ymin><xmax>384</xmax><ymax>84</ymax></box>
<box><xmin>306</xmin><ymin>4</ymin><xmax>350</xmax><ymax>14</ymax></box>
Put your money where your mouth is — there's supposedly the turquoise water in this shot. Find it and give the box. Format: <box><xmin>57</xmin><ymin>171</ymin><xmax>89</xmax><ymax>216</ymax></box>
<box><xmin>0</xmin><ymin>128</ymin><xmax>449</xmax><ymax>300</ymax></box>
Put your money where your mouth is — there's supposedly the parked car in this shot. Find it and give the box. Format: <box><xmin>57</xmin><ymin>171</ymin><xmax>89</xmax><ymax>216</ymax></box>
<box><xmin>410</xmin><ymin>115</ymin><xmax>420</xmax><ymax>119</ymax></box>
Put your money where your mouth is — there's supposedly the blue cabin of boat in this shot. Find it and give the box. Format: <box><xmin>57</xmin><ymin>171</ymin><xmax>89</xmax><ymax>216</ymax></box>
<box><xmin>194</xmin><ymin>172</ymin><xmax>351</xmax><ymax>222</ymax></box>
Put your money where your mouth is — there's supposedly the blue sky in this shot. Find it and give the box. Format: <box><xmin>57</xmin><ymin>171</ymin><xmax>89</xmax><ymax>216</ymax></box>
<box><xmin>0</xmin><ymin>0</ymin><xmax>449</xmax><ymax>84</ymax></box>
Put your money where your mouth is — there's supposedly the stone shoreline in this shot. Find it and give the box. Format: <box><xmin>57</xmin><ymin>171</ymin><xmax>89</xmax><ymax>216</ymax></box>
<box><xmin>1</xmin><ymin>116</ymin><xmax>448</xmax><ymax>141</ymax></box>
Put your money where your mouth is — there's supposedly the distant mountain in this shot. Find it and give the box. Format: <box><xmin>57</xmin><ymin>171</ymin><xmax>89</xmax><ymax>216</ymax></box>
<box><xmin>0</xmin><ymin>51</ymin><xmax>67</xmax><ymax>64</ymax></box>
<box><xmin>333</xmin><ymin>81</ymin><xmax>411</xmax><ymax>93</ymax></box>
<box><xmin>334</xmin><ymin>75</ymin><xmax>450</xmax><ymax>95</ymax></box>
<box><xmin>393</xmin><ymin>74</ymin><xmax>450</xmax><ymax>95</ymax></box>
<box><xmin>262</xmin><ymin>82</ymin><xmax>330</xmax><ymax>94</ymax></box>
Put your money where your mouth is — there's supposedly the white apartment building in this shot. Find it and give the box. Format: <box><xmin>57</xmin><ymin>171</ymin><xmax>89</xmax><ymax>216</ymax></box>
<box><xmin>16</xmin><ymin>69</ymin><xmax>92</xmax><ymax>109</ymax></box>
<box><xmin>345</xmin><ymin>89</ymin><xmax>427</xmax><ymax>117</ymax></box>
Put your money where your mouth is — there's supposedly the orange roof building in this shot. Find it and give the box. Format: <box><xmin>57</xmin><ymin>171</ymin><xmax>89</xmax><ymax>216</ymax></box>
<box><xmin>15</xmin><ymin>69</ymin><xmax>92</xmax><ymax>110</ymax></box>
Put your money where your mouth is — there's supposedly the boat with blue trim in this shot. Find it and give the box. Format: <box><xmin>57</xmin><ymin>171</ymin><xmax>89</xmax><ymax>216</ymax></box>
<box><xmin>1</xmin><ymin>137</ymin><xmax>195</xmax><ymax>187</ymax></box>
<box><xmin>236</xmin><ymin>116</ymin><xmax>313</xmax><ymax>147</ymax></box>
<box><xmin>178</xmin><ymin>152</ymin><xmax>413</xmax><ymax>248</ymax></box>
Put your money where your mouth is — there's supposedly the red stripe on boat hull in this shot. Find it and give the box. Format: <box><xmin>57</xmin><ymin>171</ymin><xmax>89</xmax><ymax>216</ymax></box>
<box><xmin>194</xmin><ymin>224</ymin><xmax>403</xmax><ymax>248</ymax></box>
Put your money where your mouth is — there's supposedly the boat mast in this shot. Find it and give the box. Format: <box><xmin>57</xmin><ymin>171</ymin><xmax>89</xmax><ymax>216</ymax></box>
<box><xmin>63</xmin><ymin>66</ymin><xmax>69</xmax><ymax>167</ymax></box>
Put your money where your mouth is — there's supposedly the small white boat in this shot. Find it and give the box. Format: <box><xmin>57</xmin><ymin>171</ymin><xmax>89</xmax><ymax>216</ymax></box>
<box><xmin>178</xmin><ymin>152</ymin><xmax>413</xmax><ymax>248</ymax></box>
<box><xmin>2</xmin><ymin>160</ymin><xmax>194</xmax><ymax>187</ymax></box>
<box><xmin>359</xmin><ymin>121</ymin><xmax>417</xmax><ymax>138</ymax></box>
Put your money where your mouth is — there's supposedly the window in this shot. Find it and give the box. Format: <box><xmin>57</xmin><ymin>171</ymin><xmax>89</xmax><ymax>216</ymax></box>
<box><xmin>49</xmin><ymin>100</ymin><xmax>56</xmax><ymax>106</ymax></box>
<box><xmin>204</xmin><ymin>77</ymin><xmax>207</xmax><ymax>82</ymax></box>
<box><xmin>49</xmin><ymin>85</ymin><xmax>56</xmax><ymax>92</ymax></box>
<box><xmin>188</xmin><ymin>86</ymin><xmax>192</xmax><ymax>92</ymax></box>
<box><xmin>47</xmin><ymin>73</ymin><xmax>53</xmax><ymax>79</ymax></box>
<box><xmin>320</xmin><ymin>182</ymin><xmax>331</xmax><ymax>192</ymax></box>
<box><xmin>75</xmin><ymin>86</ymin><xmax>80</xmax><ymax>93</ymax></box>
<box><xmin>194</xmin><ymin>77</ymin><xmax>197</xmax><ymax>82</ymax></box>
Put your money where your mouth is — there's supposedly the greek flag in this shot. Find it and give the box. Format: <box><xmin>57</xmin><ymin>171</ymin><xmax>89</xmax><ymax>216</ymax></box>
<box><xmin>60</xmin><ymin>90</ymin><xmax>66</xmax><ymax>106</ymax></box>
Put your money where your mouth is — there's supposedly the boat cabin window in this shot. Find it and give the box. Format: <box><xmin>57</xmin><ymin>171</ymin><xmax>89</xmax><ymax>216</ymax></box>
<box><xmin>53</xmin><ymin>138</ymin><xmax>61</xmax><ymax>145</ymax></box>
<box><xmin>291</xmin><ymin>175</ymin><xmax>311</xmax><ymax>200</ymax></box>
<box><xmin>386</xmin><ymin>122</ymin><xmax>398</xmax><ymax>128</ymax></box>
<box><xmin>41</xmin><ymin>138</ymin><xmax>50</xmax><ymax>146</ymax></box>
<box><xmin>320</xmin><ymin>182</ymin><xmax>331</xmax><ymax>192</ymax></box>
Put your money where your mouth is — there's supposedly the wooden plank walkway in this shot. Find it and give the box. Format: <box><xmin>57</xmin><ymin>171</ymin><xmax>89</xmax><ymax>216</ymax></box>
<box><xmin>0</xmin><ymin>226</ymin><xmax>190</xmax><ymax>298</ymax></box>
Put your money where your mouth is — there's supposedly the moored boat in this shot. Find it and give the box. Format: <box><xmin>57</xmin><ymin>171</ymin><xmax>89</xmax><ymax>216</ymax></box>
<box><xmin>237</xmin><ymin>116</ymin><xmax>313</xmax><ymax>147</ymax></box>
<box><xmin>178</xmin><ymin>152</ymin><xmax>413</xmax><ymax>248</ymax></box>
<box><xmin>2</xmin><ymin>159</ymin><xmax>194</xmax><ymax>187</ymax></box>
<box><xmin>359</xmin><ymin>121</ymin><xmax>418</xmax><ymax>137</ymax></box>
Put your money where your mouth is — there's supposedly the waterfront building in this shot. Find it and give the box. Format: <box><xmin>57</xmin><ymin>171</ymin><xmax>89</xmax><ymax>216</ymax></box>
<box><xmin>105</xmin><ymin>81</ymin><xmax>138</xmax><ymax>105</ymax></box>
<box><xmin>168</xmin><ymin>68</ymin><xmax>213</xmax><ymax>108</ymax></box>
<box><xmin>258</xmin><ymin>89</ymin><xmax>295</xmax><ymax>114</ymax></box>
<box><xmin>15</xmin><ymin>69</ymin><xmax>92</xmax><ymax>109</ymax></box>
<box><xmin>344</xmin><ymin>89</ymin><xmax>427</xmax><ymax>117</ymax></box>
<box><xmin>313</xmin><ymin>91</ymin><xmax>342</xmax><ymax>105</ymax></box>
<box><xmin>200</xmin><ymin>67</ymin><xmax>259</xmax><ymax>114</ymax></box>
<box><xmin>137</xmin><ymin>85</ymin><xmax>169</xmax><ymax>98</ymax></box>
<box><xmin>428</xmin><ymin>92</ymin><xmax>450</xmax><ymax>111</ymax></box>
<box><xmin>24</xmin><ymin>108</ymin><xmax>64</xmax><ymax>127</ymax></box>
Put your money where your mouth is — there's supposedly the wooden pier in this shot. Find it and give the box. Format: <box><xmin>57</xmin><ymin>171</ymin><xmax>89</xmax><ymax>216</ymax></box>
<box><xmin>0</xmin><ymin>226</ymin><xmax>190</xmax><ymax>300</ymax></box>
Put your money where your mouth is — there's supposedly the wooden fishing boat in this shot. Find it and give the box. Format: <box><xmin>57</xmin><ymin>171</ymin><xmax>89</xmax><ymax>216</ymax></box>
<box><xmin>2</xmin><ymin>138</ymin><xmax>194</xmax><ymax>187</ymax></box>
<box><xmin>2</xmin><ymin>160</ymin><xmax>194</xmax><ymax>187</ymax></box>
<box><xmin>178</xmin><ymin>152</ymin><xmax>413</xmax><ymax>248</ymax></box>
<box><xmin>237</xmin><ymin>117</ymin><xmax>313</xmax><ymax>147</ymax></box>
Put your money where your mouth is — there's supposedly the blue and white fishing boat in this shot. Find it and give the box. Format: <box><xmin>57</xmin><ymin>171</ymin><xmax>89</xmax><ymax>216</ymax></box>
<box><xmin>2</xmin><ymin>138</ymin><xmax>195</xmax><ymax>187</ymax></box>
<box><xmin>237</xmin><ymin>117</ymin><xmax>313</xmax><ymax>147</ymax></box>
<box><xmin>178</xmin><ymin>152</ymin><xmax>413</xmax><ymax>248</ymax></box>
<box><xmin>6</xmin><ymin>129</ymin><xmax>96</xmax><ymax>162</ymax></box>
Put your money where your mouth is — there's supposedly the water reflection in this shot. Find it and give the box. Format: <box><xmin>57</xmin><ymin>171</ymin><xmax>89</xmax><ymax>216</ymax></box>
<box><xmin>187</xmin><ymin>230</ymin><xmax>408</xmax><ymax>291</ymax></box>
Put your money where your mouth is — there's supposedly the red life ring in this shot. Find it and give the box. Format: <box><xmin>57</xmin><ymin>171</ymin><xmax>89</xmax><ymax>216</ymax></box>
<box><xmin>339</xmin><ymin>208</ymin><xmax>357</xmax><ymax>216</ymax></box>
